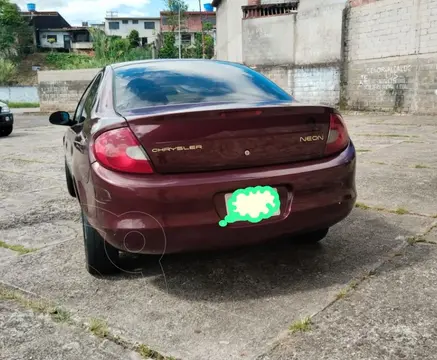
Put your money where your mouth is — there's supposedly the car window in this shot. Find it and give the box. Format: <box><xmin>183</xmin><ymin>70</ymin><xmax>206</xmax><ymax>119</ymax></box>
<box><xmin>82</xmin><ymin>73</ymin><xmax>103</xmax><ymax>121</ymax></box>
<box><xmin>113</xmin><ymin>61</ymin><xmax>293</xmax><ymax>113</ymax></box>
<box><xmin>73</xmin><ymin>72</ymin><xmax>103</xmax><ymax>124</ymax></box>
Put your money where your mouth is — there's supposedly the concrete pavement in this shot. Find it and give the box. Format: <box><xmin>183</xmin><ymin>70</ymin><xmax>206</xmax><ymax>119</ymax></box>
<box><xmin>0</xmin><ymin>113</ymin><xmax>436</xmax><ymax>359</ymax></box>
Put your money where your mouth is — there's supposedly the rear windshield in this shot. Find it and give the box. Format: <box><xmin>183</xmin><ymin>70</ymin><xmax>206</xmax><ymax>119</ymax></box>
<box><xmin>112</xmin><ymin>60</ymin><xmax>293</xmax><ymax>112</ymax></box>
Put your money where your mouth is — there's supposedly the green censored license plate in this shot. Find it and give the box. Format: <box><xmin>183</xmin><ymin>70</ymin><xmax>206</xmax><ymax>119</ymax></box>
<box><xmin>219</xmin><ymin>186</ymin><xmax>281</xmax><ymax>227</ymax></box>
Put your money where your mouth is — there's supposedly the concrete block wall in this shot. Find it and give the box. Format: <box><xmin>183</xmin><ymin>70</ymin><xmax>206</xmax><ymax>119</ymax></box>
<box><xmin>256</xmin><ymin>65</ymin><xmax>340</xmax><ymax>106</ymax></box>
<box><xmin>242</xmin><ymin>15</ymin><xmax>296</xmax><ymax>66</ymax></box>
<box><xmin>292</xmin><ymin>0</ymin><xmax>345</xmax><ymax>106</ymax></box>
<box><xmin>344</xmin><ymin>0</ymin><xmax>437</xmax><ymax>113</ymax></box>
<box><xmin>0</xmin><ymin>86</ymin><xmax>39</xmax><ymax>103</ymax></box>
<box><xmin>241</xmin><ymin>0</ymin><xmax>345</xmax><ymax>107</ymax></box>
<box><xmin>38</xmin><ymin>68</ymin><xmax>100</xmax><ymax>112</ymax></box>
<box><xmin>255</xmin><ymin>66</ymin><xmax>292</xmax><ymax>94</ymax></box>
<box><xmin>293</xmin><ymin>65</ymin><xmax>341</xmax><ymax>105</ymax></box>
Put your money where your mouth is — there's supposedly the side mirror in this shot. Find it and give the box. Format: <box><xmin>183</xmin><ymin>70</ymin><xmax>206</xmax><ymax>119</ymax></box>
<box><xmin>49</xmin><ymin>111</ymin><xmax>75</xmax><ymax>126</ymax></box>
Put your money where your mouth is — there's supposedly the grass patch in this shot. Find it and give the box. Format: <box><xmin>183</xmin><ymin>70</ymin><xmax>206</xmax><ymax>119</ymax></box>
<box><xmin>0</xmin><ymin>240</ymin><xmax>37</xmax><ymax>255</ymax></box>
<box><xmin>89</xmin><ymin>318</ymin><xmax>109</xmax><ymax>338</ymax></box>
<box><xmin>3</xmin><ymin>101</ymin><xmax>40</xmax><ymax>108</ymax></box>
<box><xmin>137</xmin><ymin>344</ymin><xmax>175</xmax><ymax>360</ymax></box>
<box><xmin>394</xmin><ymin>207</ymin><xmax>409</xmax><ymax>215</ymax></box>
<box><xmin>407</xmin><ymin>235</ymin><xmax>428</xmax><ymax>245</ymax></box>
<box><xmin>355</xmin><ymin>203</ymin><xmax>411</xmax><ymax>216</ymax></box>
<box><xmin>356</xmin><ymin>149</ymin><xmax>371</xmax><ymax>153</ymax></box>
<box><xmin>349</xmin><ymin>280</ymin><xmax>358</xmax><ymax>290</ymax></box>
<box><xmin>414</xmin><ymin>164</ymin><xmax>430</xmax><ymax>169</ymax></box>
<box><xmin>0</xmin><ymin>286</ymin><xmax>71</xmax><ymax>323</ymax></box>
<box><xmin>355</xmin><ymin>202</ymin><xmax>371</xmax><ymax>210</ymax></box>
<box><xmin>372</xmin><ymin>161</ymin><xmax>387</xmax><ymax>165</ymax></box>
<box><xmin>335</xmin><ymin>288</ymin><xmax>348</xmax><ymax>300</ymax></box>
<box><xmin>1</xmin><ymin>286</ymin><xmax>173</xmax><ymax>359</ymax></box>
<box><xmin>335</xmin><ymin>280</ymin><xmax>359</xmax><ymax>300</ymax></box>
<box><xmin>51</xmin><ymin>307</ymin><xmax>72</xmax><ymax>323</ymax></box>
<box><xmin>289</xmin><ymin>316</ymin><xmax>312</xmax><ymax>334</ymax></box>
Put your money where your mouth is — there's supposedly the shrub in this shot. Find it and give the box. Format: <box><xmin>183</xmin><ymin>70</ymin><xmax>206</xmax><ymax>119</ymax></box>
<box><xmin>0</xmin><ymin>58</ymin><xmax>16</xmax><ymax>85</ymax></box>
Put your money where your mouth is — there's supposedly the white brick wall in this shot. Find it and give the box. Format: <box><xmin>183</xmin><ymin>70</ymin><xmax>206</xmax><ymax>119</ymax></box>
<box><xmin>258</xmin><ymin>65</ymin><xmax>340</xmax><ymax>107</ymax></box>
<box><xmin>346</xmin><ymin>0</ymin><xmax>416</xmax><ymax>61</ymax></box>
<box><xmin>347</xmin><ymin>0</ymin><xmax>437</xmax><ymax>61</ymax></box>
<box><xmin>345</xmin><ymin>0</ymin><xmax>437</xmax><ymax>113</ymax></box>
<box><xmin>293</xmin><ymin>67</ymin><xmax>340</xmax><ymax>106</ymax></box>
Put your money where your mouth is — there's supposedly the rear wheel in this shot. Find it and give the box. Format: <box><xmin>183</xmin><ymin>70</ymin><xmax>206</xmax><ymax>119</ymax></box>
<box><xmin>0</xmin><ymin>126</ymin><xmax>12</xmax><ymax>137</ymax></box>
<box><xmin>81</xmin><ymin>210</ymin><xmax>120</xmax><ymax>276</ymax></box>
<box><xmin>294</xmin><ymin>228</ymin><xmax>329</xmax><ymax>243</ymax></box>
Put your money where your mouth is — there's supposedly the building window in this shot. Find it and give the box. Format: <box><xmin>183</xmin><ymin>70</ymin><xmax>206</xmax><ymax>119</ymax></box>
<box><xmin>181</xmin><ymin>33</ymin><xmax>191</xmax><ymax>45</ymax></box>
<box><xmin>162</xmin><ymin>16</ymin><xmax>168</xmax><ymax>25</ymax></box>
<box><xmin>133</xmin><ymin>19</ymin><xmax>139</xmax><ymax>24</ymax></box>
<box><xmin>108</xmin><ymin>21</ymin><xmax>120</xmax><ymax>30</ymax></box>
<box><xmin>75</xmin><ymin>33</ymin><xmax>89</xmax><ymax>42</ymax></box>
<box><xmin>122</xmin><ymin>20</ymin><xmax>128</xmax><ymax>24</ymax></box>
<box><xmin>203</xmin><ymin>17</ymin><xmax>216</xmax><ymax>26</ymax></box>
<box><xmin>47</xmin><ymin>35</ymin><xmax>58</xmax><ymax>43</ymax></box>
<box><xmin>141</xmin><ymin>37</ymin><xmax>148</xmax><ymax>46</ymax></box>
<box><xmin>144</xmin><ymin>21</ymin><xmax>155</xmax><ymax>29</ymax></box>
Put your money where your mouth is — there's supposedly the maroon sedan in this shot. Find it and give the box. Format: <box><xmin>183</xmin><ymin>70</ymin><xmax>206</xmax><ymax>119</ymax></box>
<box><xmin>49</xmin><ymin>59</ymin><xmax>356</xmax><ymax>276</ymax></box>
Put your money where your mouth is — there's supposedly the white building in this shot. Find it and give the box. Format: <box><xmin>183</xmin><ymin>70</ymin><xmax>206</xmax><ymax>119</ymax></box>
<box><xmin>39</xmin><ymin>27</ymin><xmax>93</xmax><ymax>52</ymax></box>
<box><xmin>104</xmin><ymin>16</ymin><xmax>161</xmax><ymax>45</ymax></box>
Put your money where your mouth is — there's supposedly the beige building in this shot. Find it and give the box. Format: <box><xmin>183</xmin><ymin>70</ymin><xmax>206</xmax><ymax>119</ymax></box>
<box><xmin>212</xmin><ymin>0</ymin><xmax>246</xmax><ymax>63</ymax></box>
<box><xmin>104</xmin><ymin>16</ymin><xmax>161</xmax><ymax>45</ymax></box>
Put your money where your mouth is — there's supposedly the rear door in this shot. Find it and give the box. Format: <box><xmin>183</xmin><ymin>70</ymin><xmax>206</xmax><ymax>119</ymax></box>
<box><xmin>67</xmin><ymin>71</ymin><xmax>104</xmax><ymax>216</ymax></box>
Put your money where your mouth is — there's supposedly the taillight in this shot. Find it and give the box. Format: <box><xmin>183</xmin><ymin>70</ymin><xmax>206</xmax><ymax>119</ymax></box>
<box><xmin>93</xmin><ymin>127</ymin><xmax>154</xmax><ymax>174</ymax></box>
<box><xmin>325</xmin><ymin>113</ymin><xmax>350</xmax><ymax>156</ymax></box>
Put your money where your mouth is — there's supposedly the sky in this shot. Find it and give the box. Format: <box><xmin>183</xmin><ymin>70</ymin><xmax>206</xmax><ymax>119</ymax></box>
<box><xmin>15</xmin><ymin>0</ymin><xmax>209</xmax><ymax>26</ymax></box>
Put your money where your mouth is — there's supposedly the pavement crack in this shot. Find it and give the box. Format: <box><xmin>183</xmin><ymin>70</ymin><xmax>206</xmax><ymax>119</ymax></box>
<box><xmin>0</xmin><ymin>282</ymin><xmax>178</xmax><ymax>360</ymax></box>
<box><xmin>267</xmin><ymin>220</ymin><xmax>437</xmax><ymax>352</ymax></box>
<box><xmin>354</xmin><ymin>202</ymin><xmax>436</xmax><ymax>218</ymax></box>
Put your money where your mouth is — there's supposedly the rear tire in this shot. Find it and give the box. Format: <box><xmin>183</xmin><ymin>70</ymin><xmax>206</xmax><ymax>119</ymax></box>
<box><xmin>65</xmin><ymin>160</ymin><xmax>76</xmax><ymax>197</ymax></box>
<box><xmin>81</xmin><ymin>210</ymin><xmax>120</xmax><ymax>276</ymax></box>
<box><xmin>294</xmin><ymin>228</ymin><xmax>329</xmax><ymax>243</ymax></box>
<box><xmin>0</xmin><ymin>126</ymin><xmax>13</xmax><ymax>137</ymax></box>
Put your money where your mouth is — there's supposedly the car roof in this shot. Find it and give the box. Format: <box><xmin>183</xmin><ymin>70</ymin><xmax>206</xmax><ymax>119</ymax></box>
<box><xmin>109</xmin><ymin>59</ymin><xmax>245</xmax><ymax>70</ymax></box>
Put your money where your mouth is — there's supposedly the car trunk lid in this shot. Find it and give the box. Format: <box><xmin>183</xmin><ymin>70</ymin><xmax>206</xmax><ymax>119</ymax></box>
<box><xmin>124</xmin><ymin>103</ymin><xmax>332</xmax><ymax>174</ymax></box>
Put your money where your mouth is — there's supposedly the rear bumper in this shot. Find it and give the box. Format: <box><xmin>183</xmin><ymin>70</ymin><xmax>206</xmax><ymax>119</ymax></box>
<box><xmin>0</xmin><ymin>113</ymin><xmax>13</xmax><ymax>127</ymax></box>
<box><xmin>86</xmin><ymin>142</ymin><xmax>357</xmax><ymax>254</ymax></box>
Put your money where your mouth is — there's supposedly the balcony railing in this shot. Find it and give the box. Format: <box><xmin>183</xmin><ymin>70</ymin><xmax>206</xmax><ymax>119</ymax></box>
<box><xmin>242</xmin><ymin>1</ymin><xmax>299</xmax><ymax>19</ymax></box>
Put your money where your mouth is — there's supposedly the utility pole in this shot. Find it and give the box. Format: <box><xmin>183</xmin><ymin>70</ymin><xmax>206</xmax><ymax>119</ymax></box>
<box><xmin>178</xmin><ymin>5</ymin><xmax>181</xmax><ymax>59</ymax></box>
<box><xmin>198</xmin><ymin>0</ymin><xmax>205</xmax><ymax>59</ymax></box>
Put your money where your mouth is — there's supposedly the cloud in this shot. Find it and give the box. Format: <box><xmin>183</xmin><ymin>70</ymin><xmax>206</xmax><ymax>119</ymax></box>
<box><xmin>16</xmin><ymin>0</ymin><xmax>152</xmax><ymax>25</ymax></box>
<box><xmin>15</xmin><ymin>0</ymin><xmax>214</xmax><ymax>26</ymax></box>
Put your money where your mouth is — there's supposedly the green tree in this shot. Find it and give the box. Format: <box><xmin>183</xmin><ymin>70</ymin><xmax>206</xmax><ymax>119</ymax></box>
<box><xmin>185</xmin><ymin>32</ymin><xmax>214</xmax><ymax>59</ymax></box>
<box><xmin>128</xmin><ymin>29</ymin><xmax>140</xmax><ymax>48</ymax></box>
<box><xmin>162</xmin><ymin>0</ymin><xmax>188</xmax><ymax>32</ymax></box>
<box><xmin>0</xmin><ymin>0</ymin><xmax>32</xmax><ymax>58</ymax></box>
<box><xmin>158</xmin><ymin>32</ymin><xmax>178</xmax><ymax>59</ymax></box>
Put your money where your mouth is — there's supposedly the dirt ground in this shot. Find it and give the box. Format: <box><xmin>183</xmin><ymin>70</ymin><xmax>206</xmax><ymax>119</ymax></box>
<box><xmin>0</xmin><ymin>113</ymin><xmax>436</xmax><ymax>360</ymax></box>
